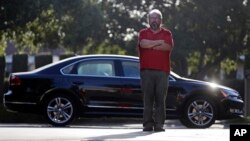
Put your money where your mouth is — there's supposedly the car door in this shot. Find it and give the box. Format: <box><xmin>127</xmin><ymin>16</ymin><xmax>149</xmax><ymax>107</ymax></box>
<box><xmin>165</xmin><ymin>76</ymin><xmax>178</xmax><ymax>110</ymax></box>
<box><xmin>118</xmin><ymin>60</ymin><xmax>143</xmax><ymax>114</ymax></box>
<box><xmin>118</xmin><ymin>59</ymin><xmax>180</xmax><ymax>115</ymax></box>
<box><xmin>68</xmin><ymin>59</ymin><xmax>127</xmax><ymax>114</ymax></box>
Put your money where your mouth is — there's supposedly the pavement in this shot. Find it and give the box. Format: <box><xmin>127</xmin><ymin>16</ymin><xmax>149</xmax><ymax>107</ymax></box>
<box><xmin>0</xmin><ymin>119</ymin><xmax>231</xmax><ymax>141</ymax></box>
<box><xmin>0</xmin><ymin>127</ymin><xmax>229</xmax><ymax>141</ymax></box>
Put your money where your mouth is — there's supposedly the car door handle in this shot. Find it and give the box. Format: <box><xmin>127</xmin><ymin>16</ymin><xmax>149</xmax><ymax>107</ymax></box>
<box><xmin>72</xmin><ymin>81</ymin><xmax>84</xmax><ymax>85</ymax></box>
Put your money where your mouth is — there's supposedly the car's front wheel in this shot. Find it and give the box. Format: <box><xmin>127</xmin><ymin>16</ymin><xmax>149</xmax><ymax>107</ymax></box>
<box><xmin>44</xmin><ymin>95</ymin><xmax>75</xmax><ymax>126</ymax></box>
<box><xmin>180</xmin><ymin>96</ymin><xmax>217</xmax><ymax>128</ymax></box>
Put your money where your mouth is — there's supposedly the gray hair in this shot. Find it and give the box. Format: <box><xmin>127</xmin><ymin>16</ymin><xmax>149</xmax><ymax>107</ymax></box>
<box><xmin>148</xmin><ymin>9</ymin><xmax>163</xmax><ymax>19</ymax></box>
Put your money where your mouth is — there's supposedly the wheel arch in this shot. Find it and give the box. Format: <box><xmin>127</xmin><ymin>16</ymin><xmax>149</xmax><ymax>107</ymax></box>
<box><xmin>39</xmin><ymin>88</ymin><xmax>84</xmax><ymax>115</ymax></box>
<box><xmin>180</xmin><ymin>89</ymin><xmax>221</xmax><ymax>117</ymax></box>
<box><xmin>179</xmin><ymin>89</ymin><xmax>222</xmax><ymax>128</ymax></box>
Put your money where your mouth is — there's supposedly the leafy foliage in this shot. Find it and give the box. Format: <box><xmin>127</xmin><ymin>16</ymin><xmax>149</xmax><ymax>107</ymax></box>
<box><xmin>0</xmin><ymin>0</ymin><xmax>249</xmax><ymax>79</ymax></box>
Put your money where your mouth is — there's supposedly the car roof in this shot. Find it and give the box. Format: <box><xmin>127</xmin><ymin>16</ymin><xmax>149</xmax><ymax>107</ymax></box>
<box><xmin>59</xmin><ymin>54</ymin><xmax>139</xmax><ymax>61</ymax></box>
<box><xmin>31</xmin><ymin>54</ymin><xmax>138</xmax><ymax>74</ymax></box>
<box><xmin>30</xmin><ymin>54</ymin><xmax>181</xmax><ymax>79</ymax></box>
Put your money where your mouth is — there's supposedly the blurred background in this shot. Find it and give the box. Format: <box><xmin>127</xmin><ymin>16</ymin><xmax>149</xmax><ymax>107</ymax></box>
<box><xmin>0</xmin><ymin>0</ymin><xmax>249</xmax><ymax>120</ymax></box>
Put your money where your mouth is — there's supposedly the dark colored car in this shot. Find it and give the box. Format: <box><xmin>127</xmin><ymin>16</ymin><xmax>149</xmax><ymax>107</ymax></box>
<box><xmin>3</xmin><ymin>54</ymin><xmax>244</xmax><ymax>128</ymax></box>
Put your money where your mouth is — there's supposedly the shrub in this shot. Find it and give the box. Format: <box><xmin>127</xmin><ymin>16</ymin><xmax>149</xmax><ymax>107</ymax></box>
<box><xmin>35</xmin><ymin>54</ymin><xmax>53</xmax><ymax>69</ymax></box>
<box><xmin>12</xmin><ymin>54</ymin><xmax>28</xmax><ymax>72</ymax></box>
<box><xmin>59</xmin><ymin>54</ymin><xmax>75</xmax><ymax>60</ymax></box>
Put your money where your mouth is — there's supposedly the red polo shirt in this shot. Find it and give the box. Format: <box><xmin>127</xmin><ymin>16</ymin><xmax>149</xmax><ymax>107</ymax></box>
<box><xmin>138</xmin><ymin>27</ymin><xmax>173</xmax><ymax>74</ymax></box>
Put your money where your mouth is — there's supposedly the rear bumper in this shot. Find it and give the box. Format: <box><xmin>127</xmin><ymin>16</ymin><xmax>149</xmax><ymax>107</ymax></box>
<box><xmin>4</xmin><ymin>90</ymin><xmax>39</xmax><ymax>113</ymax></box>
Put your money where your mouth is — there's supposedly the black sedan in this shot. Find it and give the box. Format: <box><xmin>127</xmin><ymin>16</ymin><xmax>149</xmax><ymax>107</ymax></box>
<box><xmin>3</xmin><ymin>54</ymin><xmax>244</xmax><ymax>128</ymax></box>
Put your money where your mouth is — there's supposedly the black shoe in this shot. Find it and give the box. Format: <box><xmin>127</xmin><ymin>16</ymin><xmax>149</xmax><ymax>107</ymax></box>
<box><xmin>154</xmin><ymin>127</ymin><xmax>165</xmax><ymax>132</ymax></box>
<box><xmin>143</xmin><ymin>127</ymin><xmax>153</xmax><ymax>132</ymax></box>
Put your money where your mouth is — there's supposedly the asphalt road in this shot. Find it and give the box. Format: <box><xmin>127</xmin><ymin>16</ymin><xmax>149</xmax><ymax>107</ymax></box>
<box><xmin>0</xmin><ymin>118</ymin><xmax>231</xmax><ymax>141</ymax></box>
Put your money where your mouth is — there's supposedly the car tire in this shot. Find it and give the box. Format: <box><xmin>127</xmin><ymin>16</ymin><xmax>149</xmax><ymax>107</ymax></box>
<box><xmin>180</xmin><ymin>96</ymin><xmax>217</xmax><ymax>128</ymax></box>
<box><xmin>44</xmin><ymin>94</ymin><xmax>76</xmax><ymax>127</ymax></box>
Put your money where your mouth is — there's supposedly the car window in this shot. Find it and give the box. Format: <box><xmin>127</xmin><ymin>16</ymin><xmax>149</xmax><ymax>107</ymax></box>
<box><xmin>77</xmin><ymin>61</ymin><xmax>115</xmax><ymax>77</ymax></box>
<box><xmin>122</xmin><ymin>61</ymin><xmax>140</xmax><ymax>77</ymax></box>
<box><xmin>62</xmin><ymin>65</ymin><xmax>74</xmax><ymax>74</ymax></box>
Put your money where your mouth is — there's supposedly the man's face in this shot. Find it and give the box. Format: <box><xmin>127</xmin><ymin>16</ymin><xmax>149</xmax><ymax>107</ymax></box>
<box><xmin>149</xmin><ymin>13</ymin><xmax>162</xmax><ymax>31</ymax></box>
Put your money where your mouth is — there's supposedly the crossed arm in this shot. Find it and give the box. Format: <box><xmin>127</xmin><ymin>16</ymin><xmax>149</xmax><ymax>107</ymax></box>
<box><xmin>140</xmin><ymin>39</ymin><xmax>172</xmax><ymax>51</ymax></box>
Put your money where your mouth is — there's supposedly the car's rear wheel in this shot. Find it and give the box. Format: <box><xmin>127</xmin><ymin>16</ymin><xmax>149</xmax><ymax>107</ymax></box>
<box><xmin>44</xmin><ymin>95</ymin><xmax>75</xmax><ymax>126</ymax></box>
<box><xmin>180</xmin><ymin>96</ymin><xmax>217</xmax><ymax>128</ymax></box>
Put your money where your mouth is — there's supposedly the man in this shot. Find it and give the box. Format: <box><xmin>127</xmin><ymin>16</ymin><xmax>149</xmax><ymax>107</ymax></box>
<box><xmin>138</xmin><ymin>9</ymin><xmax>174</xmax><ymax>132</ymax></box>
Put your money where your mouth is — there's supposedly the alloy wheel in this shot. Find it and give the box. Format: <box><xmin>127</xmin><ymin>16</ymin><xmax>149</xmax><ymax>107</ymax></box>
<box><xmin>187</xmin><ymin>99</ymin><xmax>214</xmax><ymax>126</ymax></box>
<box><xmin>47</xmin><ymin>97</ymin><xmax>74</xmax><ymax>124</ymax></box>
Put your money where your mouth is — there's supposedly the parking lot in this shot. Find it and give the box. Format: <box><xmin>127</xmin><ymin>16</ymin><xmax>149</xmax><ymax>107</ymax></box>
<box><xmin>0</xmin><ymin>118</ymin><xmax>232</xmax><ymax>141</ymax></box>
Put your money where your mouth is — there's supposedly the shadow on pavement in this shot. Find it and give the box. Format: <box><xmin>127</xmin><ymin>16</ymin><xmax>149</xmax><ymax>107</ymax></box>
<box><xmin>85</xmin><ymin>131</ymin><xmax>153</xmax><ymax>141</ymax></box>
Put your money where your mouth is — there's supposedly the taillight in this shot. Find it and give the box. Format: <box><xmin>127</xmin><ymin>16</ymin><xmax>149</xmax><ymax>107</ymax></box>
<box><xmin>10</xmin><ymin>75</ymin><xmax>21</xmax><ymax>86</ymax></box>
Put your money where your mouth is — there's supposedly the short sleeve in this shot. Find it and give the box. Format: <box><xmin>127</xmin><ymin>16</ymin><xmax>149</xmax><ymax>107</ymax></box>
<box><xmin>164</xmin><ymin>31</ymin><xmax>174</xmax><ymax>47</ymax></box>
<box><xmin>139</xmin><ymin>29</ymin><xmax>146</xmax><ymax>41</ymax></box>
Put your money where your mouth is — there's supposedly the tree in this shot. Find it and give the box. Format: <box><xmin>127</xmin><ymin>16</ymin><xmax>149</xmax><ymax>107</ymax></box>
<box><xmin>0</xmin><ymin>0</ymin><xmax>63</xmax><ymax>53</ymax></box>
<box><xmin>61</xmin><ymin>0</ymin><xmax>105</xmax><ymax>54</ymax></box>
<box><xmin>1</xmin><ymin>0</ymin><xmax>249</xmax><ymax>80</ymax></box>
<box><xmin>1</xmin><ymin>0</ymin><xmax>105</xmax><ymax>54</ymax></box>
<box><xmin>175</xmin><ymin>0</ymin><xmax>250</xmax><ymax>79</ymax></box>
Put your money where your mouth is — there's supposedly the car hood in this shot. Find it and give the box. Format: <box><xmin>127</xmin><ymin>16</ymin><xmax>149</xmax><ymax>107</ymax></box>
<box><xmin>181</xmin><ymin>77</ymin><xmax>236</xmax><ymax>91</ymax></box>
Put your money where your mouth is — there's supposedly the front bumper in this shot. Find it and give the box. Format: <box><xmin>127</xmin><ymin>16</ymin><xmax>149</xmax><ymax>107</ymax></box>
<box><xmin>219</xmin><ymin>96</ymin><xmax>244</xmax><ymax>119</ymax></box>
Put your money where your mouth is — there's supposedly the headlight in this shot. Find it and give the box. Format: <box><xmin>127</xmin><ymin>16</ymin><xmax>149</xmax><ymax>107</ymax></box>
<box><xmin>220</xmin><ymin>89</ymin><xmax>239</xmax><ymax>98</ymax></box>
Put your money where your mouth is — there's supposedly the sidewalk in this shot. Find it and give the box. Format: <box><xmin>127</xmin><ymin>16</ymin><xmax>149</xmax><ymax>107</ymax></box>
<box><xmin>0</xmin><ymin>119</ymin><xmax>231</xmax><ymax>141</ymax></box>
<box><xmin>0</xmin><ymin>127</ymin><xmax>229</xmax><ymax>141</ymax></box>
<box><xmin>83</xmin><ymin>129</ymin><xmax>229</xmax><ymax>141</ymax></box>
